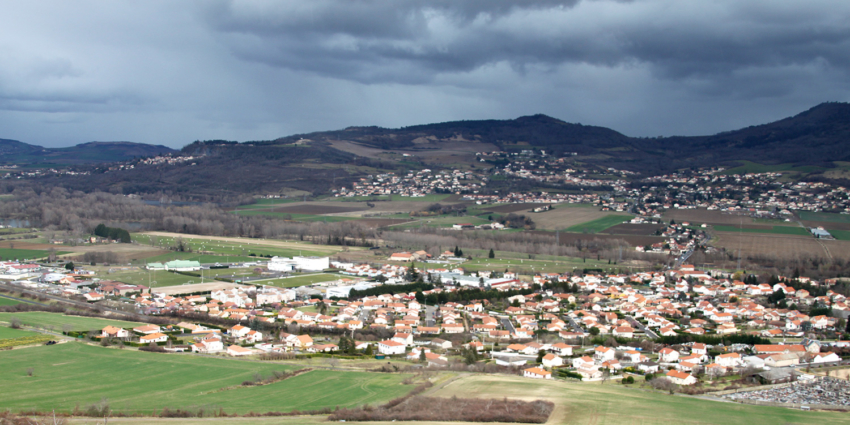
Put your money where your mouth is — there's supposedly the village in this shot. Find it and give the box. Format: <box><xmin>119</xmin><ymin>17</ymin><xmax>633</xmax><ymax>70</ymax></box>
<box><xmin>2</xmin><ymin>245</ymin><xmax>849</xmax><ymax>408</ymax></box>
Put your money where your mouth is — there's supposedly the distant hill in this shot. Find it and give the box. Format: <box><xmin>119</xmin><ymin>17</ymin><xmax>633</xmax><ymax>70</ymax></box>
<box><xmin>265</xmin><ymin>102</ymin><xmax>850</xmax><ymax>173</ymax></box>
<box><xmin>0</xmin><ymin>140</ymin><xmax>176</xmax><ymax>165</ymax></box>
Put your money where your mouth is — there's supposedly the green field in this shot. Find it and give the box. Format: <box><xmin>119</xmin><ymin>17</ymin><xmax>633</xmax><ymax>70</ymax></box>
<box><xmin>435</xmin><ymin>253</ymin><xmax>611</xmax><ymax>274</ymax></box>
<box><xmin>0</xmin><ymin>343</ymin><xmax>413</xmax><ymax>415</ymax></box>
<box><xmin>712</xmin><ymin>225</ymin><xmax>811</xmax><ymax>236</ymax></box>
<box><xmin>565</xmin><ymin>215</ymin><xmax>633</xmax><ymax>233</ymax></box>
<box><xmin>437</xmin><ymin>374</ymin><xmax>847</xmax><ymax>425</ymax></box>
<box><xmin>0</xmin><ymin>326</ymin><xmax>40</xmax><ymax>340</ymax></box>
<box><xmin>232</xmin><ymin>210</ymin><xmax>359</xmax><ymax>222</ymax></box>
<box><xmin>141</xmin><ymin>252</ymin><xmax>260</xmax><ymax>265</ymax></box>
<box><xmin>0</xmin><ymin>295</ymin><xmax>26</xmax><ymax>306</ymax></box>
<box><xmin>0</xmin><ymin>248</ymin><xmax>69</xmax><ymax>261</ymax></box>
<box><xmin>0</xmin><ymin>312</ymin><xmax>145</xmax><ymax>332</ymax></box>
<box><xmin>392</xmin><ymin>215</ymin><xmax>492</xmax><ymax>230</ymax></box>
<box><xmin>828</xmin><ymin>229</ymin><xmax>850</xmax><ymax>241</ymax></box>
<box><xmin>254</xmin><ymin>273</ymin><xmax>340</xmax><ymax>288</ymax></box>
<box><xmin>799</xmin><ymin>211</ymin><xmax>850</xmax><ymax>224</ymax></box>
<box><xmin>108</xmin><ymin>269</ymin><xmax>208</xmax><ymax>288</ymax></box>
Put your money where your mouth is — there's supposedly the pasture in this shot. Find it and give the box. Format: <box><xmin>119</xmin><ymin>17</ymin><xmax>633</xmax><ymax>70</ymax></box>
<box><xmin>709</xmin><ymin>232</ymin><xmax>850</xmax><ymax>260</ymax></box>
<box><xmin>0</xmin><ymin>326</ymin><xmax>40</xmax><ymax>340</ymax></box>
<box><xmin>565</xmin><ymin>215</ymin><xmax>633</xmax><ymax>233</ymax></box>
<box><xmin>107</xmin><ymin>268</ymin><xmax>215</xmax><ymax>288</ymax></box>
<box><xmin>0</xmin><ymin>295</ymin><xmax>26</xmax><ymax>306</ymax></box>
<box><xmin>432</xmin><ymin>374</ymin><xmax>848</xmax><ymax>425</ymax></box>
<box><xmin>0</xmin><ymin>247</ymin><xmax>64</xmax><ymax>261</ymax></box>
<box><xmin>0</xmin><ymin>312</ymin><xmax>145</xmax><ymax>332</ymax></box>
<box><xmin>0</xmin><ymin>343</ymin><xmax>413</xmax><ymax>415</ymax></box>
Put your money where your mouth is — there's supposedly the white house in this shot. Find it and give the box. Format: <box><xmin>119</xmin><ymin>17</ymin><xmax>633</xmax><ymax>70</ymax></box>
<box><xmin>139</xmin><ymin>332</ymin><xmax>168</xmax><ymax>344</ymax></box>
<box><xmin>227</xmin><ymin>345</ymin><xmax>255</xmax><ymax>357</ymax></box>
<box><xmin>658</xmin><ymin>347</ymin><xmax>680</xmax><ymax>363</ymax></box>
<box><xmin>101</xmin><ymin>326</ymin><xmax>130</xmax><ymax>339</ymax></box>
<box><xmin>523</xmin><ymin>367</ymin><xmax>552</xmax><ymax>379</ymax></box>
<box><xmin>665</xmin><ymin>370</ymin><xmax>696</xmax><ymax>385</ymax></box>
<box><xmin>542</xmin><ymin>353</ymin><xmax>564</xmax><ymax>368</ymax></box>
<box><xmin>594</xmin><ymin>346</ymin><xmax>615</xmax><ymax>362</ymax></box>
<box><xmin>378</xmin><ymin>340</ymin><xmax>406</xmax><ymax>355</ymax></box>
<box><xmin>714</xmin><ymin>353</ymin><xmax>743</xmax><ymax>368</ymax></box>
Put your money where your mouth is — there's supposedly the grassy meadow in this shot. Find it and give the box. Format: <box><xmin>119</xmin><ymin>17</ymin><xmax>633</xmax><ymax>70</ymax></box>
<box><xmin>0</xmin><ymin>312</ymin><xmax>145</xmax><ymax>332</ymax></box>
<box><xmin>712</xmin><ymin>225</ymin><xmax>811</xmax><ymax>236</ymax></box>
<box><xmin>565</xmin><ymin>215</ymin><xmax>633</xmax><ymax>233</ymax></box>
<box><xmin>0</xmin><ymin>343</ymin><xmax>413</xmax><ymax>415</ymax></box>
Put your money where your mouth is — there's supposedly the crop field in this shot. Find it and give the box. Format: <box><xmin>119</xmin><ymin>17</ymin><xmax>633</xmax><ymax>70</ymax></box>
<box><xmin>530</xmin><ymin>204</ymin><xmax>619</xmax><ymax>230</ymax></box>
<box><xmin>391</xmin><ymin>215</ymin><xmax>492</xmax><ymax>230</ymax></box>
<box><xmin>458</xmin><ymin>255</ymin><xmax>611</xmax><ymax>274</ymax></box>
<box><xmin>0</xmin><ymin>312</ymin><xmax>145</xmax><ymax>332</ymax></box>
<box><xmin>481</xmin><ymin>203</ymin><xmax>549</xmax><ymax>213</ymax></box>
<box><xmin>712</xmin><ymin>225</ymin><xmax>811</xmax><ymax>236</ymax></box>
<box><xmin>135</xmin><ymin>232</ymin><xmax>350</xmax><ymax>257</ymax></box>
<box><xmin>828</xmin><ymin>229</ymin><xmax>850</xmax><ymax>241</ymax></box>
<box><xmin>252</xmin><ymin>273</ymin><xmax>341</xmax><ymax>288</ymax></box>
<box><xmin>661</xmin><ymin>208</ymin><xmax>767</xmax><ymax>226</ymax></box>
<box><xmin>432</xmin><ymin>374</ymin><xmax>847</xmax><ymax>425</ymax></box>
<box><xmin>0</xmin><ymin>343</ymin><xmax>413</xmax><ymax>415</ymax></box>
<box><xmin>565</xmin><ymin>215</ymin><xmax>633</xmax><ymax>233</ymax></box>
<box><xmin>333</xmin><ymin>194</ymin><xmax>452</xmax><ymax>203</ymax></box>
<box><xmin>141</xmin><ymin>252</ymin><xmax>259</xmax><ymax>264</ymax></box>
<box><xmin>710</xmin><ymin>232</ymin><xmax>850</xmax><ymax>260</ymax></box>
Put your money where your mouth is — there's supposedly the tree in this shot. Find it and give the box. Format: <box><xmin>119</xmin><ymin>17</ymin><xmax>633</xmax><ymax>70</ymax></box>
<box><xmin>419</xmin><ymin>349</ymin><xmax>426</xmax><ymax>362</ymax></box>
<box><xmin>488</xmin><ymin>248</ymin><xmax>495</xmax><ymax>259</ymax></box>
<box><xmin>589</xmin><ymin>327</ymin><xmax>600</xmax><ymax>336</ymax></box>
<box><xmin>415</xmin><ymin>291</ymin><xmax>425</xmax><ymax>304</ymax></box>
<box><xmin>536</xmin><ymin>349</ymin><xmax>546</xmax><ymax>363</ymax></box>
<box><xmin>65</xmin><ymin>261</ymin><xmax>75</xmax><ymax>271</ymax></box>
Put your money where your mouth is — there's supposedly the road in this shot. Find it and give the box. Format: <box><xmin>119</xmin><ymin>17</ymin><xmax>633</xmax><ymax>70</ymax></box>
<box><xmin>562</xmin><ymin>314</ymin><xmax>584</xmax><ymax>334</ymax></box>
<box><xmin>500</xmin><ymin>317</ymin><xmax>517</xmax><ymax>335</ymax></box>
<box><xmin>627</xmin><ymin>315</ymin><xmax>658</xmax><ymax>339</ymax></box>
<box><xmin>0</xmin><ymin>282</ymin><xmax>149</xmax><ymax>321</ymax></box>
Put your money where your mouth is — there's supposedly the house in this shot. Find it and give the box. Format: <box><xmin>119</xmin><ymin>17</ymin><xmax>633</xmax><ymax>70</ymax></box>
<box><xmin>551</xmin><ymin>342</ymin><xmax>573</xmax><ymax>356</ymax></box>
<box><xmin>139</xmin><ymin>332</ymin><xmax>168</xmax><ymax>344</ymax></box>
<box><xmin>192</xmin><ymin>335</ymin><xmax>224</xmax><ymax>353</ymax></box>
<box><xmin>431</xmin><ymin>338</ymin><xmax>452</xmax><ymax>349</ymax></box>
<box><xmin>665</xmin><ymin>370</ymin><xmax>696</xmax><ymax>385</ymax></box>
<box><xmin>101</xmin><ymin>326</ymin><xmax>130</xmax><ymax>339</ymax></box>
<box><xmin>230</xmin><ymin>325</ymin><xmax>251</xmax><ymax>338</ymax></box>
<box><xmin>392</xmin><ymin>332</ymin><xmax>414</xmax><ymax>346</ymax></box>
<box><xmin>637</xmin><ymin>361</ymin><xmax>659</xmax><ymax>374</ymax></box>
<box><xmin>613</xmin><ymin>326</ymin><xmax>635</xmax><ymax>338</ymax></box>
<box><xmin>378</xmin><ymin>340</ymin><xmax>406</xmax><ymax>355</ymax></box>
<box><xmin>227</xmin><ymin>345</ymin><xmax>255</xmax><ymax>357</ymax></box>
<box><xmin>811</xmin><ymin>352</ymin><xmax>840</xmax><ymax>364</ymax></box>
<box><xmin>594</xmin><ymin>346</ymin><xmax>615</xmax><ymax>362</ymax></box>
<box><xmin>542</xmin><ymin>353</ymin><xmax>564</xmax><ymax>368</ymax></box>
<box><xmin>572</xmin><ymin>356</ymin><xmax>595</xmax><ymax>369</ymax></box>
<box><xmin>523</xmin><ymin>367</ymin><xmax>552</xmax><ymax>379</ymax></box>
<box><xmin>133</xmin><ymin>324</ymin><xmax>161</xmax><ymax>335</ymax></box>
<box><xmin>764</xmin><ymin>353</ymin><xmax>800</xmax><ymax>368</ymax></box>
<box><xmin>714</xmin><ymin>353</ymin><xmax>743</xmax><ymax>368</ymax></box>
<box><xmin>658</xmin><ymin>347</ymin><xmax>679</xmax><ymax>363</ymax></box>
<box><xmin>295</xmin><ymin>334</ymin><xmax>314</xmax><ymax>348</ymax></box>
<box><xmin>623</xmin><ymin>350</ymin><xmax>642</xmax><ymax>363</ymax></box>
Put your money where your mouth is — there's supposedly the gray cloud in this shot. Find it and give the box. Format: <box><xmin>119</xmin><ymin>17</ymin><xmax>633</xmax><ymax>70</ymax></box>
<box><xmin>0</xmin><ymin>0</ymin><xmax>848</xmax><ymax>147</ymax></box>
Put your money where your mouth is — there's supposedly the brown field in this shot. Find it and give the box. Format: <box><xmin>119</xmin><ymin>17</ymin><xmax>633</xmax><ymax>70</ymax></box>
<box><xmin>601</xmin><ymin>223</ymin><xmax>664</xmax><ymax>235</ymax></box>
<box><xmin>710</xmin><ymin>232</ymin><xmax>850</xmax><ymax>260</ymax></box>
<box><xmin>662</xmin><ymin>208</ymin><xmax>766</xmax><ymax>226</ymax></box>
<box><xmin>304</xmin><ymin>200</ymin><xmax>468</xmax><ymax>217</ymax></box>
<box><xmin>528</xmin><ymin>231</ymin><xmax>664</xmax><ymax>247</ymax></box>
<box><xmin>530</xmin><ymin>206</ymin><xmax>617</xmax><ymax>231</ymax></box>
<box><xmin>482</xmin><ymin>203</ymin><xmax>548</xmax><ymax>213</ymax></box>
<box><xmin>354</xmin><ymin>218</ymin><xmax>415</xmax><ymax>228</ymax></box>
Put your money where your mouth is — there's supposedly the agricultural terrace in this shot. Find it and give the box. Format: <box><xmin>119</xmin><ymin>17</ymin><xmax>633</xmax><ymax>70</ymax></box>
<box><xmin>134</xmin><ymin>232</ymin><xmax>353</xmax><ymax>258</ymax></box>
<box><xmin>433</xmin><ymin>374</ymin><xmax>847</xmax><ymax>425</ymax></box>
<box><xmin>0</xmin><ymin>312</ymin><xmax>145</xmax><ymax>332</ymax></box>
<box><xmin>0</xmin><ymin>343</ymin><xmax>414</xmax><ymax>415</ymax></box>
<box><xmin>565</xmin><ymin>215</ymin><xmax>634</xmax><ymax>233</ymax></box>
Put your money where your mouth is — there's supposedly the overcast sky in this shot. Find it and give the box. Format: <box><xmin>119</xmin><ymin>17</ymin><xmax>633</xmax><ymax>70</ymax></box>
<box><xmin>1</xmin><ymin>0</ymin><xmax>849</xmax><ymax>148</ymax></box>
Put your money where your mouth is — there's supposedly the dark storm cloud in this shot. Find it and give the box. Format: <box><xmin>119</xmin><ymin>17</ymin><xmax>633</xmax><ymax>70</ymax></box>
<box><xmin>1</xmin><ymin>0</ymin><xmax>849</xmax><ymax>147</ymax></box>
<box><xmin>203</xmin><ymin>0</ymin><xmax>850</xmax><ymax>92</ymax></box>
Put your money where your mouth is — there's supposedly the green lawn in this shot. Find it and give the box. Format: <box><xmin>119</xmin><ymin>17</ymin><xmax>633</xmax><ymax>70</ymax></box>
<box><xmin>712</xmin><ymin>225</ymin><xmax>811</xmax><ymax>236</ymax></box>
<box><xmin>799</xmin><ymin>211</ymin><xmax>850</xmax><ymax>223</ymax></box>
<box><xmin>332</xmin><ymin>194</ymin><xmax>452</xmax><ymax>202</ymax></box>
<box><xmin>253</xmin><ymin>273</ymin><xmax>340</xmax><ymax>288</ymax></box>
<box><xmin>141</xmin><ymin>252</ymin><xmax>260</xmax><ymax>265</ymax></box>
<box><xmin>565</xmin><ymin>215</ymin><xmax>633</xmax><ymax>233</ymax></box>
<box><xmin>0</xmin><ymin>343</ymin><xmax>413</xmax><ymax>415</ymax></box>
<box><xmin>0</xmin><ymin>312</ymin><xmax>145</xmax><ymax>332</ymax></box>
<box><xmin>108</xmin><ymin>269</ymin><xmax>208</xmax><ymax>288</ymax></box>
<box><xmin>0</xmin><ymin>248</ymin><xmax>69</xmax><ymax>261</ymax></box>
<box><xmin>0</xmin><ymin>326</ymin><xmax>40</xmax><ymax>340</ymax></box>
<box><xmin>828</xmin><ymin>229</ymin><xmax>850</xmax><ymax>241</ymax></box>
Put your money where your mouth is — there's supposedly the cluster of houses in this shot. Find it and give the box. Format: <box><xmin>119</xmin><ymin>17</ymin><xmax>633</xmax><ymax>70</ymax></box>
<box><xmin>334</xmin><ymin>169</ymin><xmax>484</xmax><ymax>198</ymax></box>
